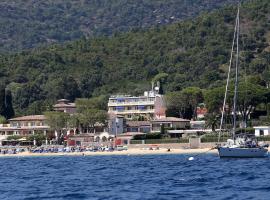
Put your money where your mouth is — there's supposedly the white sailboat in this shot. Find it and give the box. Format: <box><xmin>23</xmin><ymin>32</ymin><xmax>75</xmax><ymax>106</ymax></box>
<box><xmin>217</xmin><ymin>4</ymin><xmax>268</xmax><ymax>158</ymax></box>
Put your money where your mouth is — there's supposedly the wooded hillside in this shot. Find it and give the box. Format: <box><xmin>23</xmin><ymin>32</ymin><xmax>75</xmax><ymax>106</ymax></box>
<box><xmin>0</xmin><ymin>0</ymin><xmax>242</xmax><ymax>52</ymax></box>
<box><xmin>0</xmin><ymin>0</ymin><xmax>269</xmax><ymax>116</ymax></box>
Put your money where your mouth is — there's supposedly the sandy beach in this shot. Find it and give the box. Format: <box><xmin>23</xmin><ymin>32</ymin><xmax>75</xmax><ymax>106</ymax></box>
<box><xmin>0</xmin><ymin>148</ymin><xmax>218</xmax><ymax>157</ymax></box>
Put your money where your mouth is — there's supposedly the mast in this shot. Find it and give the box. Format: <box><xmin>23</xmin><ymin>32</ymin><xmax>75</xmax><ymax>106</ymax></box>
<box><xmin>218</xmin><ymin>7</ymin><xmax>237</xmax><ymax>143</ymax></box>
<box><xmin>218</xmin><ymin>7</ymin><xmax>239</xmax><ymax>143</ymax></box>
<box><xmin>232</xmin><ymin>5</ymin><xmax>240</xmax><ymax>140</ymax></box>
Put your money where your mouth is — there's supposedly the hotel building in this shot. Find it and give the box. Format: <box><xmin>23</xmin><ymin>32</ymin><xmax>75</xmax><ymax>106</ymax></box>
<box><xmin>0</xmin><ymin>115</ymin><xmax>50</xmax><ymax>136</ymax></box>
<box><xmin>108</xmin><ymin>89</ymin><xmax>166</xmax><ymax>120</ymax></box>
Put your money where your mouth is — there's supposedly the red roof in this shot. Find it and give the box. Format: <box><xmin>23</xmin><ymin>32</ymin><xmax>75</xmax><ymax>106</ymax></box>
<box><xmin>53</xmin><ymin>103</ymin><xmax>76</xmax><ymax>108</ymax></box>
<box><xmin>9</xmin><ymin>115</ymin><xmax>46</xmax><ymax>121</ymax></box>
<box><xmin>152</xmin><ymin>117</ymin><xmax>190</xmax><ymax>122</ymax></box>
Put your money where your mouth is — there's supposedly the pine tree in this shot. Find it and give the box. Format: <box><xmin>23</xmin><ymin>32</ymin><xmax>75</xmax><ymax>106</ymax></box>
<box><xmin>4</xmin><ymin>90</ymin><xmax>14</xmax><ymax>119</ymax></box>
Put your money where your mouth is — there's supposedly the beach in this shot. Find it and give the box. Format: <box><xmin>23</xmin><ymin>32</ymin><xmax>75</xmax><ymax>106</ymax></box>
<box><xmin>0</xmin><ymin>147</ymin><xmax>218</xmax><ymax>157</ymax></box>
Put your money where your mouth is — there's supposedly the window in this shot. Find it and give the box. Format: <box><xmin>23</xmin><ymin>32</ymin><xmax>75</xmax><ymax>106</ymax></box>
<box><xmin>260</xmin><ymin>130</ymin><xmax>264</xmax><ymax>136</ymax></box>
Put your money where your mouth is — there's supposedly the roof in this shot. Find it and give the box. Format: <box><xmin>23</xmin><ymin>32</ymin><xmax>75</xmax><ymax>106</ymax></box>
<box><xmin>57</xmin><ymin>99</ymin><xmax>70</xmax><ymax>102</ymax></box>
<box><xmin>9</xmin><ymin>115</ymin><xmax>46</xmax><ymax>121</ymax></box>
<box><xmin>69</xmin><ymin>133</ymin><xmax>95</xmax><ymax>138</ymax></box>
<box><xmin>126</xmin><ymin>121</ymin><xmax>151</xmax><ymax>127</ymax></box>
<box><xmin>254</xmin><ymin>126</ymin><xmax>270</xmax><ymax>129</ymax></box>
<box><xmin>53</xmin><ymin>103</ymin><xmax>76</xmax><ymax>108</ymax></box>
<box><xmin>117</xmin><ymin>132</ymin><xmax>145</xmax><ymax>137</ymax></box>
<box><xmin>152</xmin><ymin>117</ymin><xmax>190</xmax><ymax>123</ymax></box>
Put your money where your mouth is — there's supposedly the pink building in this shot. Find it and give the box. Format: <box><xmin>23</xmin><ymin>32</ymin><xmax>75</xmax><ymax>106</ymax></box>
<box><xmin>53</xmin><ymin>99</ymin><xmax>76</xmax><ymax>114</ymax></box>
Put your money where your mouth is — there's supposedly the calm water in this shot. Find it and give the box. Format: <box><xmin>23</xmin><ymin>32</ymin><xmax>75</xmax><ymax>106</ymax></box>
<box><xmin>0</xmin><ymin>154</ymin><xmax>270</xmax><ymax>200</ymax></box>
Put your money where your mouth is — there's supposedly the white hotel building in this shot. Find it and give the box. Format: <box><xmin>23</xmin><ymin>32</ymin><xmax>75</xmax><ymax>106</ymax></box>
<box><xmin>108</xmin><ymin>90</ymin><xmax>166</xmax><ymax>120</ymax></box>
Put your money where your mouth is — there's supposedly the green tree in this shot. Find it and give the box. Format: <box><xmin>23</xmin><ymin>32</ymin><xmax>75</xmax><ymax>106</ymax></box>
<box><xmin>78</xmin><ymin>109</ymin><xmax>108</xmax><ymax>133</ymax></box>
<box><xmin>3</xmin><ymin>90</ymin><xmax>14</xmax><ymax>119</ymax></box>
<box><xmin>0</xmin><ymin>83</ymin><xmax>6</xmax><ymax>116</ymax></box>
<box><xmin>0</xmin><ymin>84</ymin><xmax>14</xmax><ymax>119</ymax></box>
<box><xmin>204</xmin><ymin>81</ymin><xmax>270</xmax><ymax>126</ymax></box>
<box><xmin>152</xmin><ymin>73</ymin><xmax>169</xmax><ymax>83</ymax></box>
<box><xmin>0</xmin><ymin>115</ymin><xmax>6</xmax><ymax>124</ymax></box>
<box><xmin>205</xmin><ymin>113</ymin><xmax>220</xmax><ymax>132</ymax></box>
<box><xmin>237</xmin><ymin>82</ymin><xmax>269</xmax><ymax>125</ymax></box>
<box><xmin>67</xmin><ymin>114</ymin><xmax>80</xmax><ymax>133</ymax></box>
<box><xmin>262</xmin><ymin>69</ymin><xmax>270</xmax><ymax>88</ymax></box>
<box><xmin>75</xmin><ymin>95</ymin><xmax>108</xmax><ymax>112</ymax></box>
<box><xmin>27</xmin><ymin>133</ymin><xmax>46</xmax><ymax>146</ymax></box>
<box><xmin>203</xmin><ymin>87</ymin><xmax>225</xmax><ymax>113</ymax></box>
<box><xmin>165</xmin><ymin>87</ymin><xmax>203</xmax><ymax>119</ymax></box>
<box><xmin>44</xmin><ymin>111</ymin><xmax>70</xmax><ymax>144</ymax></box>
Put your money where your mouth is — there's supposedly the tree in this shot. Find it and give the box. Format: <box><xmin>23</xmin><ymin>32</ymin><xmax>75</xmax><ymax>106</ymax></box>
<box><xmin>237</xmin><ymin>82</ymin><xmax>269</xmax><ymax>125</ymax></box>
<box><xmin>205</xmin><ymin>113</ymin><xmax>220</xmax><ymax>132</ymax></box>
<box><xmin>0</xmin><ymin>83</ymin><xmax>6</xmax><ymax>116</ymax></box>
<box><xmin>181</xmin><ymin>87</ymin><xmax>203</xmax><ymax>119</ymax></box>
<box><xmin>75</xmin><ymin>95</ymin><xmax>108</xmax><ymax>112</ymax></box>
<box><xmin>165</xmin><ymin>87</ymin><xmax>203</xmax><ymax>119</ymax></box>
<box><xmin>44</xmin><ymin>76</ymin><xmax>80</xmax><ymax>102</ymax></box>
<box><xmin>67</xmin><ymin>114</ymin><xmax>80</xmax><ymax>133</ymax></box>
<box><xmin>44</xmin><ymin>111</ymin><xmax>70</xmax><ymax>144</ymax></box>
<box><xmin>78</xmin><ymin>109</ymin><xmax>107</xmax><ymax>133</ymax></box>
<box><xmin>0</xmin><ymin>84</ymin><xmax>14</xmax><ymax>119</ymax></box>
<box><xmin>204</xmin><ymin>81</ymin><xmax>270</xmax><ymax>127</ymax></box>
<box><xmin>3</xmin><ymin>90</ymin><xmax>14</xmax><ymax>119</ymax></box>
<box><xmin>0</xmin><ymin>115</ymin><xmax>6</xmax><ymax>124</ymax></box>
<box><xmin>152</xmin><ymin>73</ymin><xmax>169</xmax><ymax>83</ymax></box>
<box><xmin>262</xmin><ymin>69</ymin><xmax>270</xmax><ymax>88</ymax></box>
<box><xmin>203</xmin><ymin>87</ymin><xmax>225</xmax><ymax>113</ymax></box>
<box><xmin>27</xmin><ymin>133</ymin><xmax>46</xmax><ymax>146</ymax></box>
<box><xmin>152</xmin><ymin>73</ymin><xmax>169</xmax><ymax>94</ymax></box>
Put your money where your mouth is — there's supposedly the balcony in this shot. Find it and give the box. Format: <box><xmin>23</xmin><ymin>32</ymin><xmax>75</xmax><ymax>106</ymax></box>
<box><xmin>108</xmin><ymin>100</ymin><xmax>155</xmax><ymax>107</ymax></box>
<box><xmin>108</xmin><ymin>109</ymin><xmax>155</xmax><ymax>115</ymax></box>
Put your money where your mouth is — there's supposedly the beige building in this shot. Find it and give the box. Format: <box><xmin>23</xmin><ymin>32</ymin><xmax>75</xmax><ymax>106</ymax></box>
<box><xmin>0</xmin><ymin>115</ymin><xmax>50</xmax><ymax>136</ymax></box>
<box><xmin>108</xmin><ymin>90</ymin><xmax>166</xmax><ymax>120</ymax></box>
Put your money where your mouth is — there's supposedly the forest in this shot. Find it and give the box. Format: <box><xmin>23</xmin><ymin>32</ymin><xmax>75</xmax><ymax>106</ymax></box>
<box><xmin>0</xmin><ymin>0</ymin><xmax>269</xmax><ymax>122</ymax></box>
<box><xmin>0</xmin><ymin>0</ymin><xmax>243</xmax><ymax>52</ymax></box>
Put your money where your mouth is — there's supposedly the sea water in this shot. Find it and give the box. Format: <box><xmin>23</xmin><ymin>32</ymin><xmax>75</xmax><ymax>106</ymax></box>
<box><xmin>0</xmin><ymin>154</ymin><xmax>269</xmax><ymax>200</ymax></box>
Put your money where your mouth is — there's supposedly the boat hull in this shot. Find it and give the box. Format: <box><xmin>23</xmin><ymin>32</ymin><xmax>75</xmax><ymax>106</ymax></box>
<box><xmin>218</xmin><ymin>147</ymin><xmax>268</xmax><ymax>158</ymax></box>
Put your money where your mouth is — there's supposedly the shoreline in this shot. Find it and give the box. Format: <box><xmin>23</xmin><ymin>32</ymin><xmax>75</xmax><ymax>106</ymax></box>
<box><xmin>0</xmin><ymin>148</ymin><xmax>218</xmax><ymax>157</ymax></box>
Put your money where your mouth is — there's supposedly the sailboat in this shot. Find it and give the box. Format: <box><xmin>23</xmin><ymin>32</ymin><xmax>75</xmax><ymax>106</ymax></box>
<box><xmin>217</xmin><ymin>4</ymin><xmax>268</xmax><ymax>158</ymax></box>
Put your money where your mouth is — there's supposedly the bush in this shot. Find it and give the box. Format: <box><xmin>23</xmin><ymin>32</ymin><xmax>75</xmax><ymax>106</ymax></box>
<box><xmin>201</xmin><ymin>137</ymin><xmax>230</xmax><ymax>143</ymax></box>
<box><xmin>133</xmin><ymin>133</ymin><xmax>161</xmax><ymax>140</ymax></box>
<box><xmin>130</xmin><ymin>138</ymin><xmax>189</xmax><ymax>144</ymax></box>
<box><xmin>257</xmin><ymin>136</ymin><xmax>270</xmax><ymax>141</ymax></box>
<box><xmin>7</xmin><ymin>135</ymin><xmax>24</xmax><ymax>140</ymax></box>
<box><xmin>27</xmin><ymin>133</ymin><xmax>46</xmax><ymax>146</ymax></box>
<box><xmin>235</xmin><ymin>128</ymin><xmax>255</xmax><ymax>135</ymax></box>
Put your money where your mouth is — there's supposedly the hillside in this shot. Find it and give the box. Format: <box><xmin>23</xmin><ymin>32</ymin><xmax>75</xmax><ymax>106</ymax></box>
<box><xmin>0</xmin><ymin>0</ymin><xmax>269</xmax><ymax>116</ymax></box>
<box><xmin>0</xmin><ymin>0</ymin><xmax>242</xmax><ymax>52</ymax></box>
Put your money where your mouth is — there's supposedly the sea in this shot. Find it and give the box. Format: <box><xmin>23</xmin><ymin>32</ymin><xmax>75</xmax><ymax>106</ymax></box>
<box><xmin>0</xmin><ymin>154</ymin><xmax>269</xmax><ymax>200</ymax></box>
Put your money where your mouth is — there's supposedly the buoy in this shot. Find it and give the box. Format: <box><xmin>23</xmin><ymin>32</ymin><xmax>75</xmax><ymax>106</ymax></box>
<box><xmin>188</xmin><ymin>157</ymin><xmax>194</xmax><ymax>161</ymax></box>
